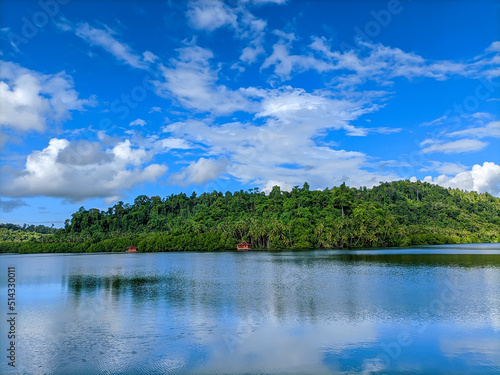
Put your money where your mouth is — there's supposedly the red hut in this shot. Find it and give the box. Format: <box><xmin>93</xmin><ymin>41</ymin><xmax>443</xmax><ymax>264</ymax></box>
<box><xmin>237</xmin><ymin>241</ymin><xmax>251</xmax><ymax>251</ymax></box>
<box><xmin>126</xmin><ymin>245</ymin><xmax>137</xmax><ymax>253</ymax></box>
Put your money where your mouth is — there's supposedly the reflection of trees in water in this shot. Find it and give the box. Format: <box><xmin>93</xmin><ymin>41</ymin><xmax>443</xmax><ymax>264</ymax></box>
<box><xmin>322</xmin><ymin>253</ymin><xmax>500</xmax><ymax>267</ymax></box>
<box><xmin>67</xmin><ymin>272</ymin><xmax>190</xmax><ymax>305</ymax></box>
<box><xmin>65</xmin><ymin>252</ymin><xmax>500</xmax><ymax>322</ymax></box>
<box><xmin>67</xmin><ymin>271</ymin><xmax>239</xmax><ymax>312</ymax></box>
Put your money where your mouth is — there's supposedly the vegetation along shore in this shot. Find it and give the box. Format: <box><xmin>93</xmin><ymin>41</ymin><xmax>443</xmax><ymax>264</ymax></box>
<box><xmin>1</xmin><ymin>180</ymin><xmax>498</xmax><ymax>254</ymax></box>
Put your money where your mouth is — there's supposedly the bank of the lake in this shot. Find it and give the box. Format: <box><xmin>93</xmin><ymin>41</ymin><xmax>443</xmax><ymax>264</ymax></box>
<box><xmin>1</xmin><ymin>243</ymin><xmax>499</xmax><ymax>374</ymax></box>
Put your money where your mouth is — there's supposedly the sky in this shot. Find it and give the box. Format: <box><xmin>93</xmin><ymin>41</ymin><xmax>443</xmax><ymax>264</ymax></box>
<box><xmin>0</xmin><ymin>0</ymin><xmax>499</xmax><ymax>227</ymax></box>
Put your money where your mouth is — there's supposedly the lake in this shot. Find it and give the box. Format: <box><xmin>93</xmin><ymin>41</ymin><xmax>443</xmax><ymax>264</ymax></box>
<box><xmin>1</xmin><ymin>244</ymin><xmax>499</xmax><ymax>374</ymax></box>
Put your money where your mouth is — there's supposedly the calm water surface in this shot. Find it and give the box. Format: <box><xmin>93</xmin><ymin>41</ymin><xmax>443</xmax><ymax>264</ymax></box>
<box><xmin>1</xmin><ymin>244</ymin><xmax>499</xmax><ymax>374</ymax></box>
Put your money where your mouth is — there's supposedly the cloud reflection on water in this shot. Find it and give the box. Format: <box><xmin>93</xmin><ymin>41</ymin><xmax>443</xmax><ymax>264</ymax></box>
<box><xmin>1</xmin><ymin>246</ymin><xmax>499</xmax><ymax>374</ymax></box>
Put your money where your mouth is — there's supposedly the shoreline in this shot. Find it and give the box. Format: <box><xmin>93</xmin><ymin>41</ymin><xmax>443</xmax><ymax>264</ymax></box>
<box><xmin>1</xmin><ymin>241</ymin><xmax>499</xmax><ymax>255</ymax></box>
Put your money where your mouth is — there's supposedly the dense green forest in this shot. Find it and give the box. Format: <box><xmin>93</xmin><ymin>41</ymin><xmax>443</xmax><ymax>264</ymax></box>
<box><xmin>1</xmin><ymin>180</ymin><xmax>499</xmax><ymax>253</ymax></box>
<box><xmin>0</xmin><ymin>223</ymin><xmax>57</xmax><ymax>242</ymax></box>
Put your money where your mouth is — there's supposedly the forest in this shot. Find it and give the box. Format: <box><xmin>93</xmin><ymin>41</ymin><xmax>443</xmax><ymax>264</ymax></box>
<box><xmin>0</xmin><ymin>180</ymin><xmax>499</xmax><ymax>253</ymax></box>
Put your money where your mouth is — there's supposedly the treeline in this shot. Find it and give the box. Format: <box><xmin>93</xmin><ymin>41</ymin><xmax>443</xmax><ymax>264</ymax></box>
<box><xmin>0</xmin><ymin>232</ymin><xmax>232</xmax><ymax>254</ymax></box>
<box><xmin>0</xmin><ymin>222</ymin><xmax>56</xmax><ymax>234</ymax></box>
<box><xmin>0</xmin><ymin>223</ymin><xmax>57</xmax><ymax>243</ymax></box>
<box><xmin>0</xmin><ymin>180</ymin><xmax>499</xmax><ymax>253</ymax></box>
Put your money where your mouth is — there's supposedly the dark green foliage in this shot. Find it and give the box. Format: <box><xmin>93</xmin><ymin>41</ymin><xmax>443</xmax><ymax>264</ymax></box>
<box><xmin>1</xmin><ymin>180</ymin><xmax>499</xmax><ymax>253</ymax></box>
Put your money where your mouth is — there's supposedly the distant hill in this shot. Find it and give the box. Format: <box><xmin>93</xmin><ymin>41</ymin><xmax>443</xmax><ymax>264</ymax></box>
<box><xmin>1</xmin><ymin>180</ymin><xmax>499</xmax><ymax>253</ymax></box>
<box><xmin>0</xmin><ymin>223</ymin><xmax>57</xmax><ymax>242</ymax></box>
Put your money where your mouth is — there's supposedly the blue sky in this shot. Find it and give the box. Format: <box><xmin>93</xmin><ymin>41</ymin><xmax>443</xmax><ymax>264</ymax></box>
<box><xmin>0</xmin><ymin>0</ymin><xmax>499</xmax><ymax>226</ymax></box>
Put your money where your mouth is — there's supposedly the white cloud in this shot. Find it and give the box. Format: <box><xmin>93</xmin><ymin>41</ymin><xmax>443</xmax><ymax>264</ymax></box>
<box><xmin>486</xmin><ymin>41</ymin><xmax>500</xmax><ymax>53</ymax></box>
<box><xmin>0</xmin><ymin>61</ymin><xmax>90</xmax><ymax>132</ymax></box>
<box><xmin>187</xmin><ymin>0</ymin><xmax>269</xmax><ymax>38</ymax></box>
<box><xmin>55</xmin><ymin>18</ymin><xmax>72</xmax><ymax>32</ymax></box>
<box><xmin>260</xmin><ymin>180</ymin><xmax>293</xmax><ymax>193</ymax></box>
<box><xmin>470</xmin><ymin>112</ymin><xmax>495</xmax><ymax>120</ymax></box>
<box><xmin>163</xmin><ymin>86</ymin><xmax>399</xmax><ymax>191</ymax></box>
<box><xmin>472</xmin><ymin>41</ymin><xmax>500</xmax><ymax>79</ymax></box>
<box><xmin>187</xmin><ymin>0</ymin><xmax>270</xmax><ymax>65</ymax></box>
<box><xmin>421</xmin><ymin>161</ymin><xmax>469</xmax><ymax>175</ymax></box>
<box><xmin>154</xmin><ymin>45</ymin><xmax>252</xmax><ymax>114</ymax></box>
<box><xmin>142</xmin><ymin>51</ymin><xmax>158</xmax><ymax>63</ymax></box>
<box><xmin>424</xmin><ymin>162</ymin><xmax>500</xmax><ymax>196</ymax></box>
<box><xmin>129</xmin><ymin>118</ymin><xmax>147</xmax><ymax>126</ymax></box>
<box><xmin>240</xmin><ymin>44</ymin><xmax>265</xmax><ymax>64</ymax></box>
<box><xmin>342</xmin><ymin>125</ymin><xmax>401</xmax><ymax>137</ymax></box>
<box><xmin>247</xmin><ymin>0</ymin><xmax>287</xmax><ymax>3</ymax></box>
<box><xmin>419</xmin><ymin>114</ymin><xmax>498</xmax><ymax>158</ymax></box>
<box><xmin>420</xmin><ymin>115</ymin><xmax>448</xmax><ymax>127</ymax></box>
<box><xmin>338</xmin><ymin>41</ymin><xmax>467</xmax><ymax>82</ymax></box>
<box><xmin>0</xmin><ymin>138</ymin><xmax>167</xmax><ymax>202</ymax></box>
<box><xmin>447</xmin><ymin>121</ymin><xmax>500</xmax><ymax>139</ymax></box>
<box><xmin>421</xmin><ymin>139</ymin><xmax>488</xmax><ymax>154</ymax></box>
<box><xmin>187</xmin><ymin>0</ymin><xmax>238</xmax><ymax>31</ymax></box>
<box><xmin>172</xmin><ymin>157</ymin><xmax>230</xmax><ymax>185</ymax></box>
<box><xmin>75</xmin><ymin>23</ymin><xmax>152</xmax><ymax>69</ymax></box>
<box><xmin>56</xmin><ymin>140</ymin><xmax>114</xmax><ymax>165</ymax></box>
<box><xmin>262</xmin><ymin>43</ymin><xmax>333</xmax><ymax>78</ymax></box>
<box><xmin>158</xmin><ymin>137</ymin><xmax>192</xmax><ymax>150</ymax></box>
<box><xmin>265</xmin><ymin>38</ymin><xmax>500</xmax><ymax>84</ymax></box>
<box><xmin>112</xmin><ymin>139</ymin><xmax>149</xmax><ymax>166</ymax></box>
<box><xmin>421</xmin><ymin>112</ymin><xmax>496</xmax><ymax>130</ymax></box>
<box><xmin>146</xmin><ymin>22</ymin><xmax>496</xmax><ymax>193</ymax></box>
<box><xmin>254</xmin><ymin>86</ymin><xmax>384</xmax><ymax>136</ymax></box>
<box><xmin>273</xmin><ymin>30</ymin><xmax>296</xmax><ymax>41</ymax></box>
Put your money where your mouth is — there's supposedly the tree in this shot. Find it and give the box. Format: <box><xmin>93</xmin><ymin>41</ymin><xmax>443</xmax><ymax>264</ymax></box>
<box><xmin>332</xmin><ymin>182</ymin><xmax>355</xmax><ymax>218</ymax></box>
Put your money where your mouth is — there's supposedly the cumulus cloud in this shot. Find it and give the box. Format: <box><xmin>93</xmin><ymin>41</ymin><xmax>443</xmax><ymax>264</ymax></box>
<box><xmin>171</xmin><ymin>157</ymin><xmax>230</xmax><ymax>185</ymax></box>
<box><xmin>0</xmin><ymin>138</ymin><xmax>167</xmax><ymax>202</ymax></box>
<box><xmin>423</xmin><ymin>162</ymin><xmax>500</xmax><ymax>196</ymax></box>
<box><xmin>56</xmin><ymin>140</ymin><xmax>114</xmax><ymax>165</ymax></box>
<box><xmin>0</xmin><ymin>61</ymin><xmax>91</xmax><ymax>132</ymax></box>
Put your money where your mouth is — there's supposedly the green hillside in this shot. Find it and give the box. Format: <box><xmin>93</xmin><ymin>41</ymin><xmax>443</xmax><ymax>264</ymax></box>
<box><xmin>1</xmin><ymin>180</ymin><xmax>499</xmax><ymax>253</ymax></box>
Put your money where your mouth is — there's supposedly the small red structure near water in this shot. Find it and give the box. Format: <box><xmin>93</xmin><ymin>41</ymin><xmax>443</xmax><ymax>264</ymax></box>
<box><xmin>237</xmin><ymin>241</ymin><xmax>251</xmax><ymax>251</ymax></box>
<box><xmin>126</xmin><ymin>245</ymin><xmax>137</xmax><ymax>253</ymax></box>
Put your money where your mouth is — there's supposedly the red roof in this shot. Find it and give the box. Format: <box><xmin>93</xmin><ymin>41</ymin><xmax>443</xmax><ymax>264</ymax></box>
<box><xmin>237</xmin><ymin>241</ymin><xmax>250</xmax><ymax>246</ymax></box>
